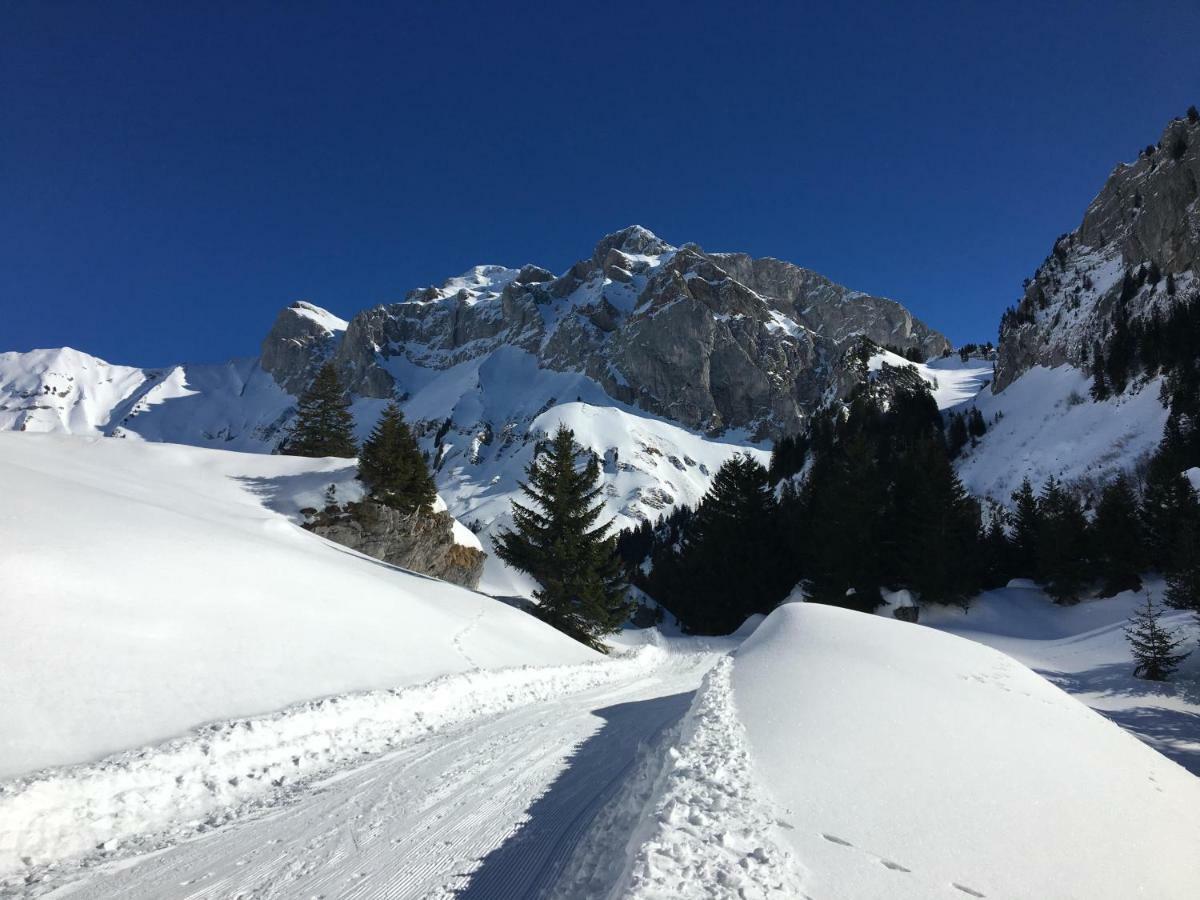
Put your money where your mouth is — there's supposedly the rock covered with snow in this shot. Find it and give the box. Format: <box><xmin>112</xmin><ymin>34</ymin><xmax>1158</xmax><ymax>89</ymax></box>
<box><xmin>995</xmin><ymin>113</ymin><xmax>1200</xmax><ymax>391</ymax></box>
<box><xmin>259</xmin><ymin>300</ymin><xmax>347</xmax><ymax>395</ymax></box>
<box><xmin>324</xmin><ymin>225</ymin><xmax>949</xmax><ymax>439</ymax></box>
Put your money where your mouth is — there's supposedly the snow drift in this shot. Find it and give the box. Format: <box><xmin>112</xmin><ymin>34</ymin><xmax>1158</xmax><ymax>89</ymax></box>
<box><xmin>0</xmin><ymin>433</ymin><xmax>598</xmax><ymax>780</ymax></box>
<box><xmin>732</xmin><ymin>603</ymin><xmax>1200</xmax><ymax>900</ymax></box>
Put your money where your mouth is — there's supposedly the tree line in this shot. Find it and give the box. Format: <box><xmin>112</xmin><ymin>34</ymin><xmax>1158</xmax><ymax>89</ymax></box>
<box><xmin>620</xmin><ymin>359</ymin><xmax>1200</xmax><ymax>640</ymax></box>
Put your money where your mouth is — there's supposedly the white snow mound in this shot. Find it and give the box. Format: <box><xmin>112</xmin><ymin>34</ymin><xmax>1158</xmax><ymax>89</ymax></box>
<box><xmin>0</xmin><ymin>433</ymin><xmax>597</xmax><ymax>781</ymax></box>
<box><xmin>732</xmin><ymin>603</ymin><xmax>1200</xmax><ymax>900</ymax></box>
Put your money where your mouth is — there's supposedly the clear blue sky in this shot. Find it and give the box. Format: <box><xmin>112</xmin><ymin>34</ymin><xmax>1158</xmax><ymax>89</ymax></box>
<box><xmin>3</xmin><ymin>1</ymin><xmax>1198</xmax><ymax>366</ymax></box>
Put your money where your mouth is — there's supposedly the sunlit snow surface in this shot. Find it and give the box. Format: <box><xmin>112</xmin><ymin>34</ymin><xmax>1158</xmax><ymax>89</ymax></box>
<box><xmin>732</xmin><ymin>601</ymin><xmax>1200</xmax><ymax>899</ymax></box>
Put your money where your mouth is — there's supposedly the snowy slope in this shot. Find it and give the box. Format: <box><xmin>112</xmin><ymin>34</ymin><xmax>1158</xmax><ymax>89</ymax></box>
<box><xmin>868</xmin><ymin>349</ymin><xmax>993</xmax><ymax>410</ymax></box>
<box><xmin>0</xmin><ymin>347</ymin><xmax>295</xmax><ymax>451</ymax></box>
<box><xmin>732</xmin><ymin>603</ymin><xmax>1200</xmax><ymax>900</ymax></box>
<box><xmin>955</xmin><ymin>364</ymin><xmax>1168</xmax><ymax>503</ymax></box>
<box><xmin>0</xmin><ymin>433</ymin><xmax>598</xmax><ymax>779</ymax></box>
<box><xmin>915</xmin><ymin>582</ymin><xmax>1200</xmax><ymax>775</ymax></box>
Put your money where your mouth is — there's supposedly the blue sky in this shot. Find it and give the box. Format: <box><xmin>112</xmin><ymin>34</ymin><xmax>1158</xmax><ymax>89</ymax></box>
<box><xmin>3</xmin><ymin>1</ymin><xmax>1198</xmax><ymax>366</ymax></box>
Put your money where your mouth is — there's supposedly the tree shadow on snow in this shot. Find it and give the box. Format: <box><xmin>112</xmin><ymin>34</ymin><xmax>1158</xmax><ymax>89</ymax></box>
<box><xmin>1040</xmin><ymin>662</ymin><xmax>1200</xmax><ymax>774</ymax></box>
<box><xmin>456</xmin><ymin>690</ymin><xmax>694</xmax><ymax>900</ymax></box>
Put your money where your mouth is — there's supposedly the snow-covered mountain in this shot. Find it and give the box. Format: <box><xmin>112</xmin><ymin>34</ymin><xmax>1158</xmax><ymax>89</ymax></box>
<box><xmin>0</xmin><ymin>226</ymin><xmax>952</xmax><ymax>590</ymax></box>
<box><xmin>948</xmin><ymin>111</ymin><xmax>1199</xmax><ymax>504</ymax></box>
<box><xmin>995</xmin><ymin>114</ymin><xmax>1199</xmax><ymax>390</ymax></box>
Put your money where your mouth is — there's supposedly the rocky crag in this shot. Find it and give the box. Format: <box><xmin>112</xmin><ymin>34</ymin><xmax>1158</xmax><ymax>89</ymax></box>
<box><xmin>996</xmin><ymin>112</ymin><xmax>1200</xmax><ymax>391</ymax></box>
<box><xmin>263</xmin><ymin>226</ymin><xmax>948</xmax><ymax>440</ymax></box>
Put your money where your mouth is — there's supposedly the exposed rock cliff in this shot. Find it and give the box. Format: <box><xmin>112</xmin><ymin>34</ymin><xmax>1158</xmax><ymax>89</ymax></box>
<box><xmin>310</xmin><ymin>226</ymin><xmax>947</xmax><ymax>439</ymax></box>
<box><xmin>995</xmin><ymin>112</ymin><xmax>1200</xmax><ymax>391</ymax></box>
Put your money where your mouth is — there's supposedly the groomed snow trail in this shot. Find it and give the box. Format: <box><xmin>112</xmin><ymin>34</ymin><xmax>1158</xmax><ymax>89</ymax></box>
<box><xmin>15</xmin><ymin>647</ymin><xmax>724</xmax><ymax>900</ymax></box>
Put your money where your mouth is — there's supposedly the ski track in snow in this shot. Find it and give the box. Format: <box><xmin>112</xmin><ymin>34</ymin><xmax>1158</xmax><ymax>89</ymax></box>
<box><xmin>8</xmin><ymin>647</ymin><xmax>725</xmax><ymax>900</ymax></box>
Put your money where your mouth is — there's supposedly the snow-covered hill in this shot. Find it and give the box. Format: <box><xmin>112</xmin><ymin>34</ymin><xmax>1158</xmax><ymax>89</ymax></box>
<box><xmin>728</xmin><ymin>602</ymin><xmax>1200</xmax><ymax>899</ymax></box>
<box><xmin>0</xmin><ymin>433</ymin><xmax>597</xmax><ymax>779</ymax></box>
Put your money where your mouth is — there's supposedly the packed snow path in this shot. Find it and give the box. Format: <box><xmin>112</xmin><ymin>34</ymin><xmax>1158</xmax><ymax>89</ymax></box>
<box><xmin>22</xmin><ymin>648</ymin><xmax>723</xmax><ymax>900</ymax></box>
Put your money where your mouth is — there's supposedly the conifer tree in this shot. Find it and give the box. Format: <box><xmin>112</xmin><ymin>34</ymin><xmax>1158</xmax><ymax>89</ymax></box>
<box><xmin>1092</xmin><ymin>474</ymin><xmax>1145</xmax><ymax>596</ymax></box>
<box><xmin>1037</xmin><ymin>477</ymin><xmax>1090</xmax><ymax>603</ymax></box>
<box><xmin>980</xmin><ymin>509</ymin><xmax>1015</xmax><ymax>589</ymax></box>
<box><xmin>967</xmin><ymin>408</ymin><xmax>987</xmax><ymax>439</ymax></box>
<box><xmin>496</xmin><ymin>425</ymin><xmax>631</xmax><ymax>649</ymax></box>
<box><xmin>1141</xmin><ymin>450</ymin><xmax>1200</xmax><ymax>570</ymax></box>
<box><xmin>1124</xmin><ymin>592</ymin><xmax>1191</xmax><ymax>681</ymax></box>
<box><xmin>661</xmin><ymin>453</ymin><xmax>790</xmax><ymax>634</ymax></box>
<box><xmin>358</xmin><ymin>402</ymin><xmax>437</xmax><ymax>513</ymax></box>
<box><xmin>1164</xmin><ymin>521</ymin><xmax>1200</xmax><ymax>614</ymax></box>
<box><xmin>1010</xmin><ymin>478</ymin><xmax>1042</xmax><ymax>578</ymax></box>
<box><xmin>892</xmin><ymin>437</ymin><xmax>981</xmax><ymax>604</ymax></box>
<box><xmin>285</xmin><ymin>363</ymin><xmax>358</xmax><ymax>458</ymax></box>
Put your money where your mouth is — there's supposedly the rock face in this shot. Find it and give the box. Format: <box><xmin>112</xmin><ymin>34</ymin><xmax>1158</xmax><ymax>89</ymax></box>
<box><xmin>306</xmin><ymin>501</ymin><xmax>486</xmax><ymax>589</ymax></box>
<box><xmin>995</xmin><ymin>113</ymin><xmax>1200</xmax><ymax>391</ymax></box>
<box><xmin>303</xmin><ymin>226</ymin><xmax>948</xmax><ymax>439</ymax></box>
<box><xmin>260</xmin><ymin>302</ymin><xmax>348</xmax><ymax>396</ymax></box>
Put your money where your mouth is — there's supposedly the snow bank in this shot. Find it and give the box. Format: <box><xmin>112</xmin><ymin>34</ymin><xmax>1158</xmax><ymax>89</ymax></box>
<box><xmin>557</xmin><ymin>656</ymin><xmax>805</xmax><ymax>899</ymax></box>
<box><xmin>917</xmin><ymin>582</ymin><xmax>1200</xmax><ymax>774</ymax></box>
<box><xmin>0</xmin><ymin>433</ymin><xmax>597</xmax><ymax>779</ymax></box>
<box><xmin>0</xmin><ymin>642</ymin><xmax>670</xmax><ymax>882</ymax></box>
<box><xmin>733</xmin><ymin>603</ymin><xmax>1200</xmax><ymax>900</ymax></box>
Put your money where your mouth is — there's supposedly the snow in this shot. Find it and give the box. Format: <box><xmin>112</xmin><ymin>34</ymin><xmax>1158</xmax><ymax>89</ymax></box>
<box><xmin>601</xmin><ymin>657</ymin><xmax>806</xmax><ymax>899</ymax></box>
<box><xmin>289</xmin><ymin>301</ymin><xmax>348</xmax><ymax>333</ymax></box>
<box><xmin>0</xmin><ymin>433</ymin><xmax>597</xmax><ymax>780</ymax></box>
<box><xmin>868</xmin><ymin>349</ymin><xmax>993</xmax><ymax>410</ymax></box>
<box><xmin>915</xmin><ymin>582</ymin><xmax>1200</xmax><ymax>775</ymax></box>
<box><xmin>955</xmin><ymin>364</ymin><xmax>1169</xmax><ymax>503</ymax></box>
<box><xmin>7</xmin><ymin>639</ymin><xmax>721</xmax><ymax>897</ymax></box>
<box><xmin>732</xmin><ymin>602</ymin><xmax>1200</xmax><ymax>900</ymax></box>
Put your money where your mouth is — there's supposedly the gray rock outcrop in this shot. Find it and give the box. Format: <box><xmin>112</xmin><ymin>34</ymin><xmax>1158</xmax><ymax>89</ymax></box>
<box><xmin>995</xmin><ymin>113</ymin><xmax>1200</xmax><ymax>391</ymax></box>
<box><xmin>260</xmin><ymin>302</ymin><xmax>346</xmax><ymax>395</ymax></box>
<box><xmin>306</xmin><ymin>501</ymin><xmax>486</xmax><ymax>589</ymax></box>
<box><xmin>274</xmin><ymin>225</ymin><xmax>949</xmax><ymax>439</ymax></box>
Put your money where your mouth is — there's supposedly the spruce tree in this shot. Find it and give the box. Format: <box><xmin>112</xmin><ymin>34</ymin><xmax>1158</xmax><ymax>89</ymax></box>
<box><xmin>1092</xmin><ymin>474</ymin><xmax>1145</xmax><ymax>596</ymax></box>
<box><xmin>358</xmin><ymin>402</ymin><xmax>437</xmax><ymax>513</ymax></box>
<box><xmin>285</xmin><ymin>363</ymin><xmax>358</xmax><ymax>458</ymax></box>
<box><xmin>1124</xmin><ymin>592</ymin><xmax>1191</xmax><ymax>681</ymax></box>
<box><xmin>892</xmin><ymin>437</ymin><xmax>981</xmax><ymax>605</ymax></box>
<box><xmin>496</xmin><ymin>425</ymin><xmax>631</xmax><ymax>649</ymax></box>
<box><xmin>1037</xmin><ymin>477</ymin><xmax>1090</xmax><ymax>604</ymax></box>
<box><xmin>1164</xmin><ymin>521</ymin><xmax>1200</xmax><ymax>613</ymax></box>
<box><xmin>1010</xmin><ymin>478</ymin><xmax>1042</xmax><ymax>579</ymax></box>
<box><xmin>661</xmin><ymin>453</ymin><xmax>789</xmax><ymax>634</ymax></box>
<box><xmin>1141</xmin><ymin>450</ymin><xmax>1200</xmax><ymax>570</ymax></box>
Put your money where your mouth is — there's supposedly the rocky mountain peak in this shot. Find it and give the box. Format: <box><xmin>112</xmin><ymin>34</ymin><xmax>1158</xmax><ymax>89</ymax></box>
<box><xmin>995</xmin><ymin>111</ymin><xmax>1200</xmax><ymax>391</ymax></box>
<box><xmin>260</xmin><ymin>301</ymin><xmax>346</xmax><ymax>395</ymax></box>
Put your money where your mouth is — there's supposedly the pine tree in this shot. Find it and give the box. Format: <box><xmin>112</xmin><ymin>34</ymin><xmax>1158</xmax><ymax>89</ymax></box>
<box><xmin>358</xmin><ymin>402</ymin><xmax>437</xmax><ymax>513</ymax></box>
<box><xmin>1091</xmin><ymin>474</ymin><xmax>1145</xmax><ymax>597</ymax></box>
<box><xmin>671</xmin><ymin>453</ymin><xmax>790</xmax><ymax>633</ymax></box>
<box><xmin>496</xmin><ymin>425</ymin><xmax>631</xmax><ymax>649</ymax></box>
<box><xmin>1124</xmin><ymin>592</ymin><xmax>1191</xmax><ymax>681</ymax></box>
<box><xmin>980</xmin><ymin>509</ymin><xmax>1015</xmax><ymax>589</ymax></box>
<box><xmin>285</xmin><ymin>363</ymin><xmax>358</xmax><ymax>458</ymax></box>
<box><xmin>1010</xmin><ymin>478</ymin><xmax>1042</xmax><ymax>579</ymax></box>
<box><xmin>1141</xmin><ymin>449</ymin><xmax>1200</xmax><ymax>570</ymax></box>
<box><xmin>1164</xmin><ymin>521</ymin><xmax>1200</xmax><ymax>613</ymax></box>
<box><xmin>1037</xmin><ymin>477</ymin><xmax>1090</xmax><ymax>604</ymax></box>
<box><xmin>967</xmin><ymin>408</ymin><xmax>987</xmax><ymax>439</ymax></box>
<box><xmin>892</xmin><ymin>438</ymin><xmax>981</xmax><ymax>604</ymax></box>
<box><xmin>946</xmin><ymin>413</ymin><xmax>969</xmax><ymax>458</ymax></box>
